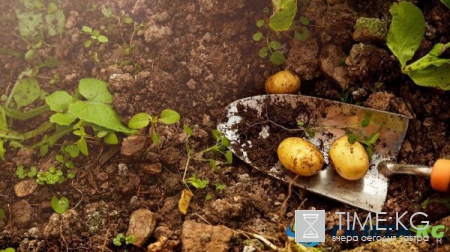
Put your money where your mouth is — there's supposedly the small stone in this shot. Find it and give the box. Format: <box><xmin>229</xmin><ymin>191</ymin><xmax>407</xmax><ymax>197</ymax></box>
<box><xmin>14</xmin><ymin>180</ymin><xmax>38</xmax><ymax>197</ymax></box>
<box><xmin>109</xmin><ymin>73</ymin><xmax>135</xmax><ymax>92</ymax></box>
<box><xmin>97</xmin><ymin>172</ymin><xmax>108</xmax><ymax>181</ymax></box>
<box><xmin>139</xmin><ymin>163</ymin><xmax>162</xmax><ymax>175</ymax></box>
<box><xmin>14</xmin><ymin>148</ymin><xmax>36</xmax><ymax>166</ymax></box>
<box><xmin>319</xmin><ymin>44</ymin><xmax>350</xmax><ymax>89</ymax></box>
<box><xmin>127</xmin><ymin>209</ymin><xmax>157</xmax><ymax>247</ymax></box>
<box><xmin>363</xmin><ymin>92</ymin><xmax>395</xmax><ymax>111</ymax></box>
<box><xmin>43</xmin><ymin>209</ymin><xmax>78</xmax><ymax>237</ymax></box>
<box><xmin>181</xmin><ymin>221</ymin><xmax>234</xmax><ymax>252</ymax></box>
<box><xmin>121</xmin><ymin>135</ymin><xmax>148</xmax><ymax>157</ymax></box>
<box><xmin>186</xmin><ymin>79</ymin><xmax>196</xmax><ymax>90</ymax></box>
<box><xmin>12</xmin><ymin>200</ymin><xmax>33</xmax><ymax>229</ymax></box>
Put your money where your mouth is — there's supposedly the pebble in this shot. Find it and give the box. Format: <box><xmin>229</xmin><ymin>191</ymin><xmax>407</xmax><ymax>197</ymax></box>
<box><xmin>14</xmin><ymin>180</ymin><xmax>38</xmax><ymax>197</ymax></box>
<box><xmin>12</xmin><ymin>200</ymin><xmax>33</xmax><ymax>229</ymax></box>
<box><xmin>121</xmin><ymin>135</ymin><xmax>147</xmax><ymax>157</ymax></box>
<box><xmin>127</xmin><ymin>209</ymin><xmax>157</xmax><ymax>246</ymax></box>
<box><xmin>181</xmin><ymin>221</ymin><xmax>234</xmax><ymax>252</ymax></box>
<box><xmin>139</xmin><ymin>163</ymin><xmax>162</xmax><ymax>175</ymax></box>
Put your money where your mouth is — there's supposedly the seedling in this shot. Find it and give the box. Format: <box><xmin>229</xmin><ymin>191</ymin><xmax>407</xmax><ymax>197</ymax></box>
<box><xmin>182</xmin><ymin>126</ymin><xmax>233</xmax><ymax>188</ymax></box>
<box><xmin>185</xmin><ymin>174</ymin><xmax>209</xmax><ymax>189</ymax></box>
<box><xmin>51</xmin><ymin>195</ymin><xmax>69</xmax><ymax>214</ymax></box>
<box><xmin>214</xmin><ymin>182</ymin><xmax>226</xmax><ymax>192</ymax></box>
<box><xmin>128</xmin><ymin>109</ymin><xmax>180</xmax><ymax>144</ymax></box>
<box><xmin>113</xmin><ymin>233</ymin><xmax>135</xmax><ymax>247</ymax></box>
<box><xmin>253</xmin><ymin>0</ymin><xmax>310</xmax><ymax>65</ymax></box>
<box><xmin>387</xmin><ymin>2</ymin><xmax>450</xmax><ymax>90</ymax></box>
<box><xmin>0</xmin><ymin>248</ymin><xmax>15</xmax><ymax>252</ymax></box>
<box><xmin>82</xmin><ymin>26</ymin><xmax>109</xmax><ymax>47</ymax></box>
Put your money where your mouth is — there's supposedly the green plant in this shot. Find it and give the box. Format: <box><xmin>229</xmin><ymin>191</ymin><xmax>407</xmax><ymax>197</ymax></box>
<box><xmin>387</xmin><ymin>2</ymin><xmax>450</xmax><ymax>90</ymax></box>
<box><xmin>0</xmin><ymin>248</ymin><xmax>15</xmax><ymax>252</ymax></box>
<box><xmin>214</xmin><ymin>182</ymin><xmax>226</xmax><ymax>192</ymax></box>
<box><xmin>0</xmin><ymin>208</ymin><xmax>5</xmax><ymax>220</ymax></box>
<box><xmin>15</xmin><ymin>0</ymin><xmax>65</xmax><ymax>63</ymax></box>
<box><xmin>185</xmin><ymin>174</ymin><xmax>209</xmax><ymax>189</ymax></box>
<box><xmin>51</xmin><ymin>195</ymin><xmax>69</xmax><ymax>214</ymax></box>
<box><xmin>113</xmin><ymin>233</ymin><xmax>135</xmax><ymax>247</ymax></box>
<box><xmin>253</xmin><ymin>0</ymin><xmax>310</xmax><ymax>65</ymax></box>
<box><xmin>128</xmin><ymin>109</ymin><xmax>180</xmax><ymax>144</ymax></box>
<box><xmin>82</xmin><ymin>25</ymin><xmax>108</xmax><ymax>62</ymax></box>
<box><xmin>1</xmin><ymin>78</ymin><xmax>136</xmax><ymax>161</ymax></box>
<box><xmin>441</xmin><ymin>0</ymin><xmax>450</xmax><ymax>9</ymax></box>
<box><xmin>182</xmin><ymin>126</ymin><xmax>233</xmax><ymax>188</ymax></box>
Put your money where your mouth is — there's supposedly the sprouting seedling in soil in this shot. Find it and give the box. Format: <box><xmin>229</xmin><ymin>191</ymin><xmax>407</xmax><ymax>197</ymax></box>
<box><xmin>113</xmin><ymin>233</ymin><xmax>136</xmax><ymax>247</ymax></box>
<box><xmin>253</xmin><ymin>0</ymin><xmax>310</xmax><ymax>65</ymax></box>
<box><xmin>82</xmin><ymin>25</ymin><xmax>108</xmax><ymax>62</ymax></box>
<box><xmin>128</xmin><ymin>109</ymin><xmax>180</xmax><ymax>144</ymax></box>
<box><xmin>345</xmin><ymin>113</ymin><xmax>380</xmax><ymax>159</ymax></box>
<box><xmin>181</xmin><ymin>125</ymin><xmax>233</xmax><ymax>188</ymax></box>
<box><xmin>51</xmin><ymin>195</ymin><xmax>69</xmax><ymax>214</ymax></box>
<box><xmin>184</xmin><ymin>174</ymin><xmax>209</xmax><ymax>189</ymax></box>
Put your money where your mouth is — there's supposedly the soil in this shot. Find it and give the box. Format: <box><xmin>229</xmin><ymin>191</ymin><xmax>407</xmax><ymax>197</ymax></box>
<box><xmin>0</xmin><ymin>0</ymin><xmax>450</xmax><ymax>251</ymax></box>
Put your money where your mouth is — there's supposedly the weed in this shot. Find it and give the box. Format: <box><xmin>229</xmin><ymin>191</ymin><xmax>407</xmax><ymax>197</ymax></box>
<box><xmin>214</xmin><ymin>182</ymin><xmax>226</xmax><ymax>192</ymax></box>
<box><xmin>82</xmin><ymin>26</ymin><xmax>109</xmax><ymax>62</ymax></box>
<box><xmin>181</xmin><ymin>126</ymin><xmax>232</xmax><ymax>189</ymax></box>
<box><xmin>0</xmin><ymin>248</ymin><xmax>15</xmax><ymax>252</ymax></box>
<box><xmin>51</xmin><ymin>195</ymin><xmax>69</xmax><ymax>214</ymax></box>
<box><xmin>185</xmin><ymin>174</ymin><xmax>209</xmax><ymax>189</ymax></box>
<box><xmin>113</xmin><ymin>233</ymin><xmax>135</xmax><ymax>247</ymax></box>
<box><xmin>128</xmin><ymin>109</ymin><xmax>180</xmax><ymax>144</ymax></box>
<box><xmin>253</xmin><ymin>0</ymin><xmax>310</xmax><ymax>65</ymax></box>
<box><xmin>387</xmin><ymin>2</ymin><xmax>450</xmax><ymax>90</ymax></box>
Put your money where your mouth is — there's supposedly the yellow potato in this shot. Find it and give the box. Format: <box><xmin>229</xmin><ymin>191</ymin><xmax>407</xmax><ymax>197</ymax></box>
<box><xmin>277</xmin><ymin>137</ymin><xmax>324</xmax><ymax>176</ymax></box>
<box><xmin>265</xmin><ymin>70</ymin><xmax>301</xmax><ymax>94</ymax></box>
<box><xmin>329</xmin><ymin>135</ymin><xmax>370</xmax><ymax>180</ymax></box>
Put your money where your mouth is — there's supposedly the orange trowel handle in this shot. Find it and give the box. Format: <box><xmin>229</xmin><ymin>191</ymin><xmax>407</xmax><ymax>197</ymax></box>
<box><xmin>430</xmin><ymin>159</ymin><xmax>450</xmax><ymax>193</ymax></box>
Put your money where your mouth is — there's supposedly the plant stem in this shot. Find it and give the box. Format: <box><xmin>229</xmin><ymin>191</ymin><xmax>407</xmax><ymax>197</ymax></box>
<box><xmin>3</xmin><ymin>105</ymin><xmax>50</xmax><ymax>120</ymax></box>
<box><xmin>23</xmin><ymin>121</ymin><xmax>54</xmax><ymax>140</ymax></box>
<box><xmin>31</xmin><ymin>126</ymin><xmax>73</xmax><ymax>149</ymax></box>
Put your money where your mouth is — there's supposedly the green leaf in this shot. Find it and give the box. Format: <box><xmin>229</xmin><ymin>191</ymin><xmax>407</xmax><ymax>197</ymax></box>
<box><xmin>407</xmin><ymin>64</ymin><xmax>450</xmax><ymax>90</ymax></box>
<box><xmin>183</xmin><ymin>124</ymin><xmax>193</xmax><ymax>137</ymax></box>
<box><xmin>55</xmin><ymin>154</ymin><xmax>64</xmax><ymax>163</ymax></box>
<box><xmin>69</xmin><ymin>101</ymin><xmax>136</xmax><ymax>133</ymax></box>
<box><xmin>214</xmin><ymin>183</ymin><xmax>226</xmax><ymax>191</ymax></box>
<box><xmin>82</xmin><ymin>26</ymin><xmax>92</xmax><ymax>34</ymax></box>
<box><xmin>386</xmin><ymin>2</ymin><xmax>425</xmax><ymax>67</ymax></box>
<box><xmin>221</xmin><ymin>136</ymin><xmax>231</xmax><ymax>147</ymax></box>
<box><xmin>51</xmin><ymin>195</ymin><xmax>69</xmax><ymax>214</ymax></box>
<box><xmin>128</xmin><ymin>113</ymin><xmax>151</xmax><ymax>129</ymax></box>
<box><xmin>0</xmin><ymin>208</ymin><xmax>5</xmax><ymax>220</ymax></box>
<box><xmin>101</xmin><ymin>8</ymin><xmax>113</xmax><ymax>17</ymax></box>
<box><xmin>441</xmin><ymin>0</ymin><xmax>450</xmax><ymax>9</ymax></box>
<box><xmin>404</xmin><ymin>43</ymin><xmax>450</xmax><ymax>72</ymax></box>
<box><xmin>16</xmin><ymin>12</ymin><xmax>43</xmax><ymax>39</ymax></box>
<box><xmin>269</xmin><ymin>0</ymin><xmax>297</xmax><ymax>31</ymax></box>
<box><xmin>258</xmin><ymin>47</ymin><xmax>269</xmax><ymax>58</ymax></box>
<box><xmin>97</xmin><ymin>35</ymin><xmax>109</xmax><ymax>43</ymax></box>
<box><xmin>64</xmin><ymin>144</ymin><xmax>80</xmax><ymax>158</ymax></box>
<box><xmin>347</xmin><ymin>133</ymin><xmax>359</xmax><ymax>144</ymax></box>
<box><xmin>211</xmin><ymin>129</ymin><xmax>221</xmax><ymax>141</ymax></box>
<box><xmin>45</xmin><ymin>8</ymin><xmax>65</xmax><ymax>37</ymax></box>
<box><xmin>78</xmin><ymin>78</ymin><xmax>112</xmax><ymax>102</ymax></box>
<box><xmin>269</xmin><ymin>40</ymin><xmax>281</xmax><ymax>50</ymax></box>
<box><xmin>270</xmin><ymin>50</ymin><xmax>285</xmax><ymax>65</ymax></box>
<box><xmin>209</xmin><ymin>159</ymin><xmax>217</xmax><ymax>171</ymax></box>
<box><xmin>45</xmin><ymin>91</ymin><xmax>75</xmax><ymax>112</ymax></box>
<box><xmin>159</xmin><ymin>109</ymin><xmax>180</xmax><ymax>125</ymax></box>
<box><xmin>0</xmin><ymin>140</ymin><xmax>5</xmax><ymax>160</ymax></box>
<box><xmin>252</xmin><ymin>32</ymin><xmax>263</xmax><ymax>42</ymax></box>
<box><xmin>14</xmin><ymin>77</ymin><xmax>41</xmax><ymax>109</ymax></box>
<box><xmin>39</xmin><ymin>145</ymin><xmax>49</xmax><ymax>156</ymax></box>
<box><xmin>67</xmin><ymin>173</ymin><xmax>76</xmax><ymax>179</ymax></box>
<box><xmin>96</xmin><ymin>131</ymin><xmax>108</xmax><ymax>138</ymax></box>
<box><xmin>77</xmin><ymin>137</ymin><xmax>88</xmax><ymax>156</ymax></box>
<box><xmin>294</xmin><ymin>27</ymin><xmax>309</xmax><ymax>41</ymax></box>
<box><xmin>84</xmin><ymin>40</ymin><xmax>92</xmax><ymax>48</ymax></box>
<box><xmin>186</xmin><ymin>175</ymin><xmax>209</xmax><ymax>189</ymax></box>
<box><xmin>224</xmin><ymin>150</ymin><xmax>233</xmax><ymax>164</ymax></box>
<box><xmin>256</xmin><ymin>19</ymin><xmax>265</xmax><ymax>27</ymax></box>
<box><xmin>123</xmin><ymin>17</ymin><xmax>133</xmax><ymax>24</ymax></box>
<box><xmin>299</xmin><ymin>16</ymin><xmax>309</xmax><ymax>25</ymax></box>
<box><xmin>50</xmin><ymin>113</ymin><xmax>77</xmax><ymax>125</ymax></box>
<box><xmin>361</xmin><ymin>113</ymin><xmax>372</xmax><ymax>127</ymax></box>
<box><xmin>65</xmin><ymin>161</ymin><xmax>75</xmax><ymax>169</ymax></box>
<box><xmin>103</xmin><ymin>132</ymin><xmax>119</xmax><ymax>145</ymax></box>
<box><xmin>151</xmin><ymin>132</ymin><xmax>160</xmax><ymax>144</ymax></box>
<box><xmin>24</xmin><ymin>49</ymin><xmax>35</xmax><ymax>61</ymax></box>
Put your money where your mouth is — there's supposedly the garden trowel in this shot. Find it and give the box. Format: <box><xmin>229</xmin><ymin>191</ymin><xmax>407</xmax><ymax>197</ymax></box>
<box><xmin>217</xmin><ymin>94</ymin><xmax>450</xmax><ymax>212</ymax></box>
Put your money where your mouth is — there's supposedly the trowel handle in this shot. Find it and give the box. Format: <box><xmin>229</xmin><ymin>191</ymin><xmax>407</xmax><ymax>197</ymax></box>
<box><xmin>430</xmin><ymin>159</ymin><xmax>450</xmax><ymax>193</ymax></box>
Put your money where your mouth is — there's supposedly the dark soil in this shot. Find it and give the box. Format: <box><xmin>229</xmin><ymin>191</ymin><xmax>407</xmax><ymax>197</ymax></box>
<box><xmin>1</xmin><ymin>0</ymin><xmax>450</xmax><ymax>251</ymax></box>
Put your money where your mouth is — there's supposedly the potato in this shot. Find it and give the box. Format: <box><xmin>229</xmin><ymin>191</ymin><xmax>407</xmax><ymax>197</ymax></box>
<box><xmin>265</xmin><ymin>70</ymin><xmax>301</xmax><ymax>94</ymax></box>
<box><xmin>277</xmin><ymin>137</ymin><xmax>324</xmax><ymax>176</ymax></box>
<box><xmin>329</xmin><ymin>135</ymin><xmax>369</xmax><ymax>180</ymax></box>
